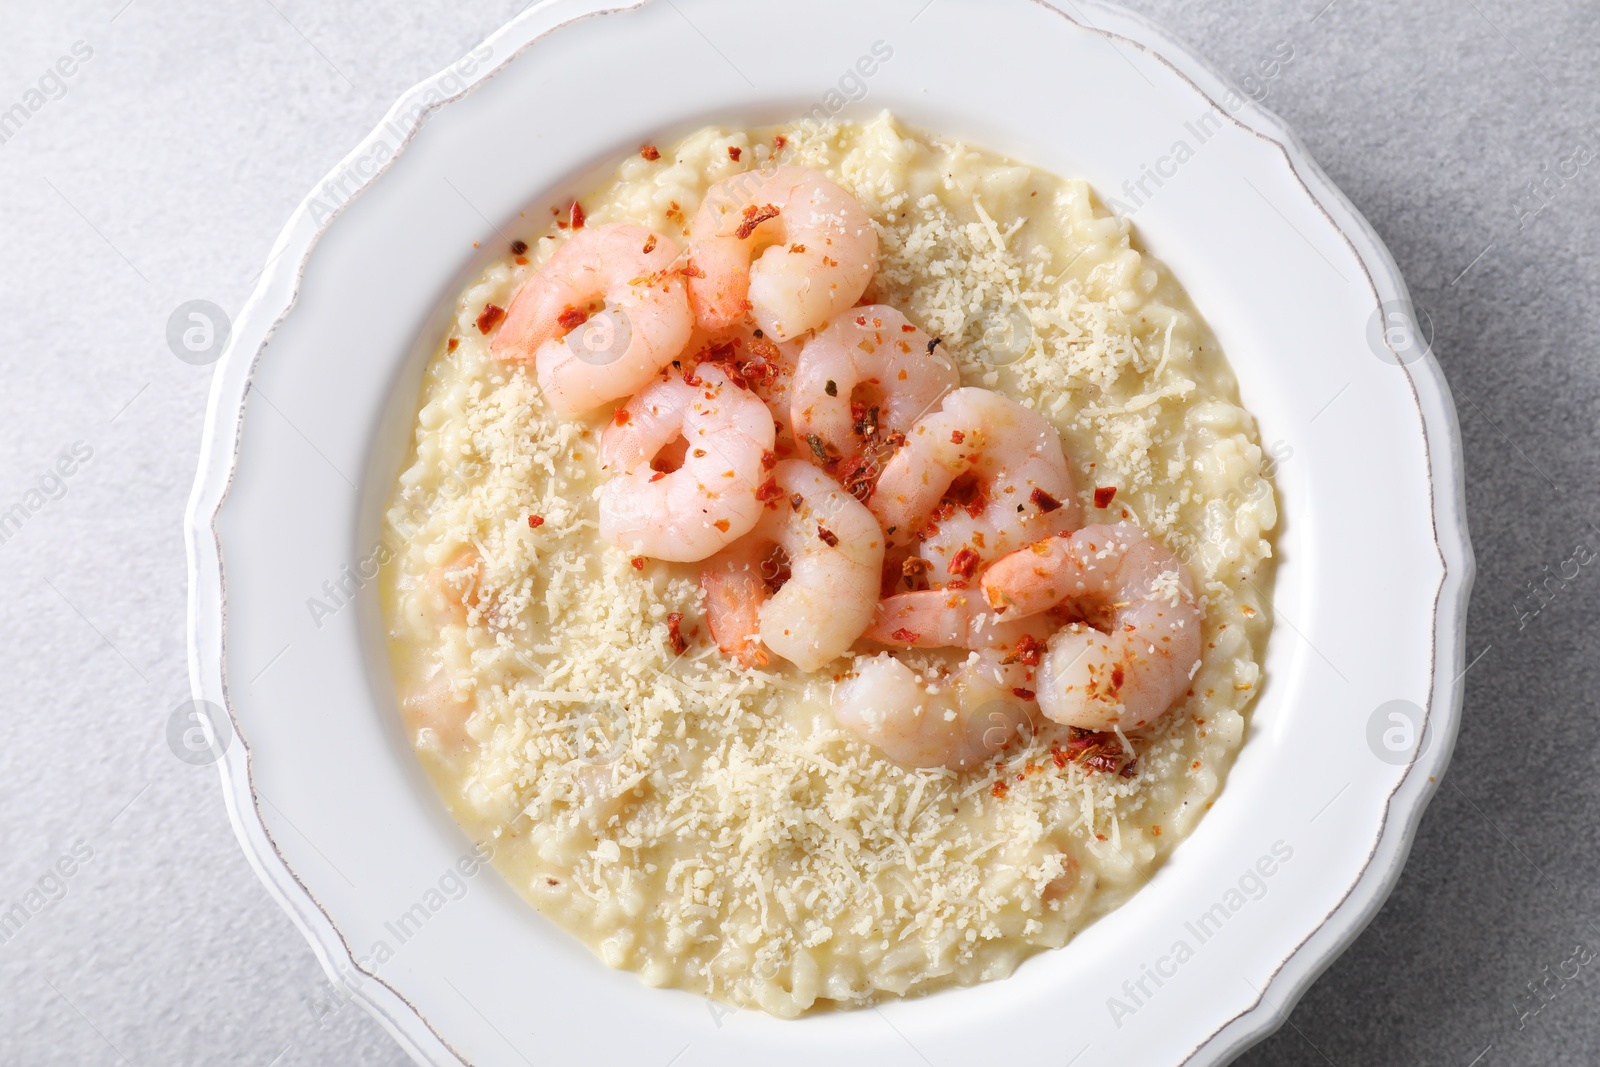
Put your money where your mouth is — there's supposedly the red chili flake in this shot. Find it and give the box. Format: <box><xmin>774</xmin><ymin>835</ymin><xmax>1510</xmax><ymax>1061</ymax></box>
<box><xmin>514</xmin><ymin>256</ymin><xmax>528</xmax><ymax>265</ymax></box>
<box><xmin>790</xmin><ymin>492</ymin><xmax>804</xmax><ymax>510</ymax></box>
<box><xmin>527</xmin><ymin>515</ymin><xmax>544</xmax><ymax>529</ymax></box>
<box><xmin>510</xmin><ymin>239</ymin><xmax>528</xmax><ymax>256</ymax></box>
<box><xmin>772</xmin><ymin>134</ymin><xmax>787</xmax><ymax>150</ymax></box>
<box><xmin>991</xmin><ymin>779</ymin><xmax>1009</xmax><ymax>799</ymax></box>
<box><xmin>727</xmin><ymin>146</ymin><xmax>742</xmax><ymax>161</ymax></box>
<box><xmin>713</xmin><ymin>518</ymin><xmax>731</xmax><ymax>533</ymax></box>
<box><xmin>1057</xmin><ymin>729</ymin><xmax>1138</xmax><ymax>777</ymax></box>
<box><xmin>790</xmin><ymin>243</ymin><xmax>808</xmax><ymax>254</ymax></box>
<box><xmin>613</xmin><ymin>408</ymin><xmax>631</xmax><ymax>426</ymax></box>
<box><xmin>1011</xmin><ymin>687</ymin><xmax>1037</xmax><ymax>701</ymax></box>
<box><xmin>760</xmin><ymin>449</ymin><xmax>777</xmax><ymax>471</ymax></box>
<box><xmin>901</xmin><ymin>557</ymin><xmax>932</xmax><ymax>592</ymax></box>
<box><xmin>755</xmin><ymin>478</ymin><xmax>782</xmax><ymax>503</ymax></box>
<box><xmin>475</xmin><ymin>304</ymin><xmax>506</xmax><ymax>334</ymax></box>
<box><xmin>821</xmin><ymin>256</ymin><xmax>837</xmax><ymax>267</ymax></box>
<box><xmin>700</xmin><ymin>338</ymin><xmax>780</xmax><ymax>397</ymax></box>
<box><xmin>666</xmin><ymin>612</ymin><xmax>688</xmax><ymax>656</ymax></box>
<box><xmin>631</xmin><ymin>557</ymin><xmax>645</xmax><ymax>570</ymax></box>
<box><xmin>891</xmin><ymin>628</ymin><xmax>921</xmax><ymax>644</ymax></box>
<box><xmin>1094</xmin><ymin>486</ymin><xmax>1118</xmax><ymax>508</ymax></box>
<box><xmin>557</xmin><ymin>306</ymin><xmax>588</xmax><ymax>332</ymax></box>
<box><xmin>447</xmin><ymin>337</ymin><xmax>459</xmax><ymax>352</ymax></box>
<box><xmin>950</xmin><ymin>429</ymin><xmax>966</xmax><ymax>444</ymax></box>
<box><xmin>832</xmin><ymin>450</ymin><xmax>881</xmax><ymax>504</ymax></box>
<box><xmin>940</xmin><ymin>472</ymin><xmax>986</xmax><ymax>519</ymax></box>
<box><xmin>1030</xmin><ymin>487</ymin><xmax>1063</xmax><ymax>513</ymax></box>
<box><xmin>640</xmin><ymin>144</ymin><xmax>661</xmax><ymax>161</ymax></box>
<box><xmin>642</xmin><ymin>234</ymin><xmax>658</xmax><ymax>255</ymax></box>
<box><xmin>735</xmin><ymin>204</ymin><xmax>780</xmax><ymax>240</ymax></box>
<box><xmin>901</xmin><ymin>324</ymin><xmax>916</xmax><ymax>332</ymax></box>
<box><xmin>679</xmin><ymin>260</ymin><xmax>707</xmax><ymax>279</ymax></box>
<box><xmin>760</xmin><ymin>544</ymin><xmax>793</xmax><ymax>592</ymax></box>
<box><xmin>852</xmin><ymin>404</ymin><xmax>880</xmax><ymax>440</ymax></box>
<box><xmin>568</xmin><ymin>201</ymin><xmax>586</xmax><ymax>229</ymax></box>
<box><xmin>947</xmin><ymin>546</ymin><xmax>980</xmax><ymax>579</ymax></box>
<box><xmin>1002</xmin><ymin>633</ymin><xmax>1045</xmax><ymax>667</ymax></box>
<box><xmin>1080</xmin><ymin>752</ymin><xmax>1124</xmax><ymax>775</ymax></box>
<box><xmin>817</xmin><ymin>526</ymin><xmax>839</xmax><ymax>547</ymax></box>
<box><xmin>649</xmin><ymin>471</ymin><xmax>667</xmax><ymax>482</ymax></box>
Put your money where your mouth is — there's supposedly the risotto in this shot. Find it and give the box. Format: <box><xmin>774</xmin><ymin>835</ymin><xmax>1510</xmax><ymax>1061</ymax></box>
<box><xmin>379</xmin><ymin>113</ymin><xmax>1277</xmax><ymax>1016</ymax></box>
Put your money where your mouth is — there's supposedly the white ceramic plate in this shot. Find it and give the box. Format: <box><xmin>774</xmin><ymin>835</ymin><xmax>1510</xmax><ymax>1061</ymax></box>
<box><xmin>184</xmin><ymin>1</ymin><xmax>1473</xmax><ymax>1063</ymax></box>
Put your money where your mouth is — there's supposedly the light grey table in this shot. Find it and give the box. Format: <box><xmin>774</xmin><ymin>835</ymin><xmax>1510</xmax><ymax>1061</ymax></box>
<box><xmin>2</xmin><ymin>1</ymin><xmax>1593</xmax><ymax>1063</ymax></box>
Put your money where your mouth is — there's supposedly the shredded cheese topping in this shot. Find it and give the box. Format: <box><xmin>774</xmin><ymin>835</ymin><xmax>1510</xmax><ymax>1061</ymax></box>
<box><xmin>380</xmin><ymin>115</ymin><xmax>1277</xmax><ymax>1016</ymax></box>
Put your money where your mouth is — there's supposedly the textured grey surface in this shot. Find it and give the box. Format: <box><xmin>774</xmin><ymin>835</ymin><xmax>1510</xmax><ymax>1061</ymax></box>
<box><xmin>0</xmin><ymin>1</ymin><xmax>1594</xmax><ymax>1064</ymax></box>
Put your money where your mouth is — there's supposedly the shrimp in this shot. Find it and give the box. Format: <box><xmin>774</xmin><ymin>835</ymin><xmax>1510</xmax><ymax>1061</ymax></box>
<box><xmin>402</xmin><ymin>661</ymin><xmax>474</xmax><ymax>754</ymax></box>
<box><xmin>980</xmin><ymin>522</ymin><xmax>1202</xmax><ymax>732</ymax></box>
<box><xmin>489</xmin><ymin>223</ymin><xmax>693</xmax><ymax>416</ymax></box>
<box><xmin>701</xmin><ymin>460</ymin><xmax>884</xmax><ymax>671</ymax></box>
<box><xmin>423</xmin><ymin>546</ymin><xmax>484</xmax><ymax>625</ymax></box>
<box><xmin>686</xmin><ymin>324</ymin><xmax>805</xmax><ymax>451</ymax></box>
<box><xmin>871</xmin><ymin>387</ymin><xmax>1082</xmax><ymax>577</ymax></box>
<box><xmin>598</xmin><ymin>363</ymin><xmax>775</xmax><ymax>562</ymax></box>
<box><xmin>864</xmin><ymin>587</ymin><xmax>1053</xmax><ymax>650</ymax></box>
<box><xmin>686</xmin><ymin>166</ymin><xmax>879</xmax><ymax>342</ymax></box>
<box><xmin>789</xmin><ymin>305</ymin><xmax>960</xmax><ymax>463</ymax></box>
<box><xmin>831</xmin><ymin>651</ymin><xmax>1041</xmax><ymax>770</ymax></box>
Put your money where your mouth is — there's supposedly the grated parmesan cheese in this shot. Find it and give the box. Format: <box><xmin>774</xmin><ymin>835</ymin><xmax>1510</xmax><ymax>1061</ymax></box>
<box><xmin>378</xmin><ymin>114</ymin><xmax>1277</xmax><ymax>1017</ymax></box>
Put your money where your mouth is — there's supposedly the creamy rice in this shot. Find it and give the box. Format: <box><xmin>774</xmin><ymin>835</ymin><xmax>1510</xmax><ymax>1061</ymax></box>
<box><xmin>379</xmin><ymin>114</ymin><xmax>1277</xmax><ymax>1016</ymax></box>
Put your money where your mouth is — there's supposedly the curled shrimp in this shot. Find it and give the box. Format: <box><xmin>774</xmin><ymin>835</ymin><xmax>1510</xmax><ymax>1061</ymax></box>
<box><xmin>864</xmin><ymin>587</ymin><xmax>1053</xmax><ymax>650</ymax></box>
<box><xmin>687</xmin><ymin>166</ymin><xmax>879</xmax><ymax>342</ymax></box>
<box><xmin>831</xmin><ymin>651</ymin><xmax>1041</xmax><ymax>770</ymax></box>
<box><xmin>789</xmin><ymin>305</ymin><xmax>960</xmax><ymax>462</ymax></box>
<box><xmin>402</xmin><ymin>660</ymin><xmax>475</xmax><ymax>755</ymax></box>
<box><xmin>685</xmin><ymin>324</ymin><xmax>805</xmax><ymax>451</ymax></box>
<box><xmin>981</xmin><ymin>522</ymin><xmax>1202</xmax><ymax>732</ymax></box>
<box><xmin>424</xmin><ymin>546</ymin><xmax>485</xmax><ymax>626</ymax></box>
<box><xmin>598</xmin><ymin>364</ymin><xmax>775</xmax><ymax>563</ymax></box>
<box><xmin>871</xmin><ymin>386</ymin><xmax>1082</xmax><ymax>578</ymax></box>
<box><xmin>701</xmin><ymin>460</ymin><xmax>884</xmax><ymax>672</ymax></box>
<box><xmin>490</xmin><ymin>223</ymin><xmax>693</xmax><ymax>416</ymax></box>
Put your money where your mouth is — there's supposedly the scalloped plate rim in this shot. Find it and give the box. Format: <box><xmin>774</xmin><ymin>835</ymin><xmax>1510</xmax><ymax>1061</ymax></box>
<box><xmin>183</xmin><ymin>2</ymin><xmax>1474</xmax><ymax>1063</ymax></box>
